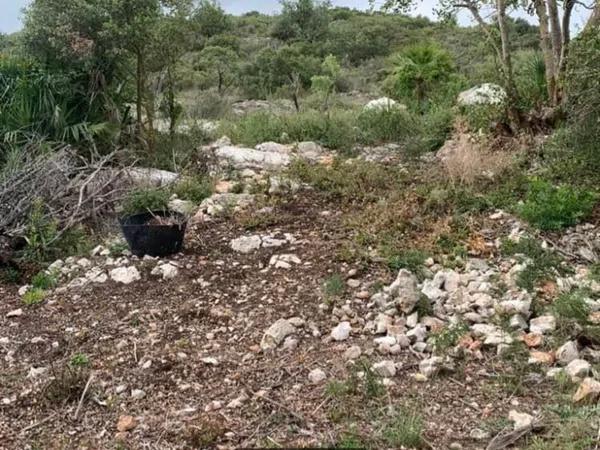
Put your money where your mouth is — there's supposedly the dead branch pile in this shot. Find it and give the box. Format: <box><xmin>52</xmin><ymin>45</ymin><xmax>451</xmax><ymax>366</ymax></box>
<box><xmin>0</xmin><ymin>144</ymin><xmax>129</xmax><ymax>240</ymax></box>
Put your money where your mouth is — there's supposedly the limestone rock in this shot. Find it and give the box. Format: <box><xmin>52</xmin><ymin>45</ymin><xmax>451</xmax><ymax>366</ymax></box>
<box><xmin>261</xmin><ymin>319</ymin><xmax>296</xmax><ymax>351</ymax></box>
<box><xmin>331</xmin><ymin>322</ymin><xmax>351</xmax><ymax>341</ymax></box>
<box><xmin>110</xmin><ymin>267</ymin><xmax>141</xmax><ymax>285</ymax></box>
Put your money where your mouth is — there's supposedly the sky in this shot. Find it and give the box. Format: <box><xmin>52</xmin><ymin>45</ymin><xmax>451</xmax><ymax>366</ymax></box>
<box><xmin>0</xmin><ymin>0</ymin><xmax>441</xmax><ymax>34</ymax></box>
<box><xmin>0</xmin><ymin>0</ymin><xmax>590</xmax><ymax>34</ymax></box>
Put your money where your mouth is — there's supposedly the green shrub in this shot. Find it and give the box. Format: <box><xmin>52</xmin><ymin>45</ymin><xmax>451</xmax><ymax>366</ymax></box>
<box><xmin>517</xmin><ymin>178</ymin><xmax>597</xmax><ymax>231</ymax></box>
<box><xmin>552</xmin><ymin>290</ymin><xmax>591</xmax><ymax>324</ymax></box>
<box><xmin>31</xmin><ymin>271</ymin><xmax>58</xmax><ymax>290</ymax></box>
<box><xmin>460</xmin><ymin>103</ymin><xmax>507</xmax><ymax>133</ymax></box>
<box><xmin>387</xmin><ymin>250</ymin><xmax>428</xmax><ymax>279</ymax></box>
<box><xmin>69</xmin><ymin>353</ymin><xmax>90</xmax><ymax>367</ymax></box>
<box><xmin>173</xmin><ymin>176</ymin><xmax>213</xmax><ymax>203</ymax></box>
<box><xmin>121</xmin><ymin>188</ymin><xmax>170</xmax><ymax>215</ymax></box>
<box><xmin>23</xmin><ymin>288</ymin><xmax>46</xmax><ymax>305</ymax></box>
<box><xmin>381</xmin><ymin>409</ymin><xmax>425</xmax><ymax>448</ymax></box>
<box><xmin>501</xmin><ymin>237</ymin><xmax>568</xmax><ymax>291</ymax></box>
<box><xmin>220</xmin><ymin>110</ymin><xmax>358</xmax><ymax>150</ymax></box>
<box><xmin>20</xmin><ymin>199</ymin><xmax>90</xmax><ymax>263</ymax></box>
<box><xmin>323</xmin><ymin>274</ymin><xmax>345</xmax><ymax>298</ymax></box>
<box><xmin>358</xmin><ymin>107</ymin><xmax>418</xmax><ymax>145</ymax></box>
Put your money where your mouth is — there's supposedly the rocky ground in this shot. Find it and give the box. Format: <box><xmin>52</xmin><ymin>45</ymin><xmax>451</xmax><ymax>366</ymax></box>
<box><xmin>1</xmin><ymin>134</ymin><xmax>600</xmax><ymax>450</ymax></box>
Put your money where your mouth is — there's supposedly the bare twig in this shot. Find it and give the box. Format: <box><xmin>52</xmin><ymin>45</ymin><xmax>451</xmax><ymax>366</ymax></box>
<box><xmin>20</xmin><ymin>412</ymin><xmax>57</xmax><ymax>434</ymax></box>
<box><xmin>73</xmin><ymin>373</ymin><xmax>94</xmax><ymax>420</ymax></box>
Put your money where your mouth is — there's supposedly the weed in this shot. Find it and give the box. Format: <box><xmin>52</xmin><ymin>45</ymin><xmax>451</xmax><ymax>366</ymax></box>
<box><xmin>121</xmin><ymin>188</ymin><xmax>170</xmax><ymax>215</ymax></box>
<box><xmin>22</xmin><ymin>288</ymin><xmax>46</xmax><ymax>306</ymax></box>
<box><xmin>525</xmin><ymin>404</ymin><xmax>600</xmax><ymax>450</ymax></box>
<box><xmin>430</xmin><ymin>322</ymin><xmax>468</xmax><ymax>354</ymax></box>
<box><xmin>0</xmin><ymin>266</ymin><xmax>21</xmax><ymax>284</ymax></box>
<box><xmin>109</xmin><ymin>241</ymin><xmax>129</xmax><ymax>256</ymax></box>
<box><xmin>31</xmin><ymin>270</ymin><xmax>57</xmax><ymax>290</ymax></box>
<box><xmin>552</xmin><ymin>290</ymin><xmax>591</xmax><ymax>323</ymax></box>
<box><xmin>69</xmin><ymin>353</ymin><xmax>90</xmax><ymax>368</ymax></box>
<box><xmin>323</xmin><ymin>274</ymin><xmax>345</xmax><ymax>298</ymax></box>
<box><xmin>387</xmin><ymin>249</ymin><xmax>429</xmax><ymax>280</ymax></box>
<box><xmin>501</xmin><ymin>237</ymin><xmax>568</xmax><ymax>291</ymax></box>
<box><xmin>589</xmin><ymin>263</ymin><xmax>600</xmax><ymax>283</ymax></box>
<box><xmin>336</xmin><ymin>426</ymin><xmax>370</xmax><ymax>449</ymax></box>
<box><xmin>183</xmin><ymin>418</ymin><xmax>226</xmax><ymax>448</ymax></box>
<box><xmin>173</xmin><ymin>176</ymin><xmax>213</xmax><ymax>203</ymax></box>
<box><xmin>44</xmin><ymin>364</ymin><xmax>91</xmax><ymax>404</ymax></box>
<box><xmin>359</xmin><ymin>359</ymin><xmax>385</xmax><ymax>399</ymax></box>
<box><xmin>517</xmin><ymin>178</ymin><xmax>597</xmax><ymax>231</ymax></box>
<box><xmin>381</xmin><ymin>408</ymin><xmax>425</xmax><ymax>449</ymax></box>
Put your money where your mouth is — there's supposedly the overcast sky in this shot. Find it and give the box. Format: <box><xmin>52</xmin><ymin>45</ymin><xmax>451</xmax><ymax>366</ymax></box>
<box><xmin>0</xmin><ymin>0</ymin><xmax>590</xmax><ymax>35</ymax></box>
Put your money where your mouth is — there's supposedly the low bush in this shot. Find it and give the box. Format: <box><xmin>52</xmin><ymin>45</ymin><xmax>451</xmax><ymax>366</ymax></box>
<box><xmin>31</xmin><ymin>271</ymin><xmax>58</xmax><ymax>290</ymax></box>
<box><xmin>121</xmin><ymin>188</ymin><xmax>170</xmax><ymax>216</ymax></box>
<box><xmin>517</xmin><ymin>178</ymin><xmax>597</xmax><ymax>231</ymax></box>
<box><xmin>173</xmin><ymin>176</ymin><xmax>213</xmax><ymax>203</ymax></box>
<box><xmin>460</xmin><ymin>103</ymin><xmax>507</xmax><ymax>133</ymax></box>
<box><xmin>358</xmin><ymin>107</ymin><xmax>418</xmax><ymax>145</ymax></box>
<box><xmin>23</xmin><ymin>288</ymin><xmax>46</xmax><ymax>305</ymax></box>
<box><xmin>381</xmin><ymin>409</ymin><xmax>425</xmax><ymax>449</ymax></box>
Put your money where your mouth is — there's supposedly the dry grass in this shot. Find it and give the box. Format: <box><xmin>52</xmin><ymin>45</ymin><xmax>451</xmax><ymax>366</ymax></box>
<box><xmin>438</xmin><ymin>131</ymin><xmax>517</xmax><ymax>185</ymax></box>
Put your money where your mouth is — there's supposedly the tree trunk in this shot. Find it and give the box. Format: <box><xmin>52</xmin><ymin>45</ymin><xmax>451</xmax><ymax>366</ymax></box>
<box><xmin>495</xmin><ymin>0</ymin><xmax>520</xmax><ymax>125</ymax></box>
<box><xmin>167</xmin><ymin>67</ymin><xmax>177</xmax><ymax>136</ymax></box>
<box><xmin>218</xmin><ymin>71</ymin><xmax>223</xmax><ymax>95</ymax></box>
<box><xmin>136</xmin><ymin>50</ymin><xmax>145</xmax><ymax>135</ymax></box>
<box><xmin>534</xmin><ymin>0</ymin><xmax>557</xmax><ymax>102</ymax></box>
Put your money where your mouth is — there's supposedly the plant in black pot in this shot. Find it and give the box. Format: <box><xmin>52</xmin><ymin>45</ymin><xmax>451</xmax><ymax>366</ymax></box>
<box><xmin>119</xmin><ymin>188</ymin><xmax>188</xmax><ymax>257</ymax></box>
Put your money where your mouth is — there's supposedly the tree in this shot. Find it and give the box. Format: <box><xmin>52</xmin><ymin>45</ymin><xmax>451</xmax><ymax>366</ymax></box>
<box><xmin>311</xmin><ymin>54</ymin><xmax>341</xmax><ymax>110</ymax></box>
<box><xmin>192</xmin><ymin>0</ymin><xmax>233</xmax><ymax>45</ymax></box>
<box><xmin>196</xmin><ymin>45</ymin><xmax>240</xmax><ymax>94</ymax></box>
<box><xmin>384</xmin><ymin>43</ymin><xmax>454</xmax><ymax>110</ymax></box>
<box><xmin>272</xmin><ymin>0</ymin><xmax>332</xmax><ymax>43</ymax></box>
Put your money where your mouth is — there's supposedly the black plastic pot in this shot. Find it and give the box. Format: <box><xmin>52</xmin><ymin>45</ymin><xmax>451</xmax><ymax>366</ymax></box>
<box><xmin>119</xmin><ymin>211</ymin><xmax>187</xmax><ymax>257</ymax></box>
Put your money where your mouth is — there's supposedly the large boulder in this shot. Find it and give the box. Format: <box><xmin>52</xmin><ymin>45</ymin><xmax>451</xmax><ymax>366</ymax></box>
<box><xmin>125</xmin><ymin>167</ymin><xmax>179</xmax><ymax>187</ymax></box>
<box><xmin>215</xmin><ymin>146</ymin><xmax>291</xmax><ymax>170</ymax></box>
<box><xmin>457</xmin><ymin>83</ymin><xmax>507</xmax><ymax>106</ymax></box>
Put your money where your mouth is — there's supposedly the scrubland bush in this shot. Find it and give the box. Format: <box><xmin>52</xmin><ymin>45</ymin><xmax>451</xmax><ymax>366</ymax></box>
<box><xmin>517</xmin><ymin>178</ymin><xmax>597</xmax><ymax>231</ymax></box>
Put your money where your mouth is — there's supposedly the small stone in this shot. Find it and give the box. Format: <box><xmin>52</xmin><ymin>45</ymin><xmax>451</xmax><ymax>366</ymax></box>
<box><xmin>508</xmin><ymin>410</ymin><xmax>534</xmax><ymax>429</ymax></box>
<box><xmin>6</xmin><ymin>308</ymin><xmax>23</xmax><ymax>318</ymax></box>
<box><xmin>529</xmin><ymin>315</ymin><xmax>556</xmax><ymax>334</ymax></box>
<box><xmin>204</xmin><ymin>400</ymin><xmax>222</xmax><ymax>412</ymax></box>
<box><xmin>521</xmin><ymin>333</ymin><xmax>543</xmax><ymax>348</ymax></box>
<box><xmin>470</xmin><ymin>428</ymin><xmax>490</xmax><ymax>440</ymax></box>
<box><xmin>261</xmin><ymin>319</ymin><xmax>296</xmax><ymax>351</ymax></box>
<box><xmin>201</xmin><ymin>357</ymin><xmax>219</xmax><ymax>366</ymax></box>
<box><xmin>343</xmin><ymin>345</ymin><xmax>362</xmax><ymax>360</ymax></box>
<box><xmin>347</xmin><ymin>279</ymin><xmax>361</xmax><ymax>288</ymax></box>
<box><xmin>556</xmin><ymin>341</ymin><xmax>579</xmax><ymax>365</ymax></box>
<box><xmin>565</xmin><ymin>359</ymin><xmax>591</xmax><ymax>381</ymax></box>
<box><xmin>573</xmin><ymin>377</ymin><xmax>600</xmax><ymax>403</ymax></box>
<box><xmin>227</xmin><ymin>393</ymin><xmax>249</xmax><ymax>409</ymax></box>
<box><xmin>110</xmin><ymin>267</ymin><xmax>141</xmax><ymax>285</ymax></box>
<box><xmin>308</xmin><ymin>368</ymin><xmax>327</xmax><ymax>384</ymax></box>
<box><xmin>373</xmin><ymin>360</ymin><xmax>396</xmax><ymax>377</ymax></box>
<box><xmin>230</xmin><ymin>235</ymin><xmax>262</xmax><ymax>254</ymax></box>
<box><xmin>419</xmin><ymin>357</ymin><xmax>443</xmax><ymax>378</ymax></box>
<box><xmin>151</xmin><ymin>263</ymin><xmax>179</xmax><ymax>280</ymax></box>
<box><xmin>117</xmin><ymin>415</ymin><xmax>137</xmax><ymax>432</ymax></box>
<box><xmin>331</xmin><ymin>322</ymin><xmax>351</xmax><ymax>341</ymax></box>
<box><xmin>131</xmin><ymin>389</ymin><xmax>146</xmax><ymax>400</ymax></box>
<box><xmin>528</xmin><ymin>351</ymin><xmax>555</xmax><ymax>365</ymax></box>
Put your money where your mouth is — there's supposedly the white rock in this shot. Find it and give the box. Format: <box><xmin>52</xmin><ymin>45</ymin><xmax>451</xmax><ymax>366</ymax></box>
<box><xmin>261</xmin><ymin>319</ymin><xmax>296</xmax><ymax>351</ymax></box>
<box><xmin>109</xmin><ymin>267</ymin><xmax>141</xmax><ymax>285</ymax></box>
<box><xmin>343</xmin><ymin>345</ymin><xmax>362</xmax><ymax>360</ymax></box>
<box><xmin>388</xmin><ymin>269</ymin><xmax>420</xmax><ymax>314</ymax></box>
<box><xmin>168</xmin><ymin>199</ymin><xmax>196</xmax><ymax>215</ymax></box>
<box><xmin>151</xmin><ymin>263</ymin><xmax>179</xmax><ymax>280</ymax></box>
<box><xmin>27</xmin><ymin>367</ymin><xmax>48</xmax><ymax>379</ymax></box>
<box><xmin>6</xmin><ymin>308</ymin><xmax>23</xmax><ymax>318</ymax></box>
<box><xmin>373</xmin><ymin>360</ymin><xmax>396</xmax><ymax>377</ymax></box>
<box><xmin>215</xmin><ymin>145</ymin><xmax>291</xmax><ymax>170</ymax></box>
<box><xmin>77</xmin><ymin>258</ymin><xmax>92</xmax><ymax>268</ymax></box>
<box><xmin>556</xmin><ymin>341</ymin><xmax>579</xmax><ymax>365</ymax></box>
<box><xmin>269</xmin><ymin>254</ymin><xmax>301</xmax><ymax>269</ymax></box>
<box><xmin>131</xmin><ymin>389</ymin><xmax>146</xmax><ymax>400</ymax></box>
<box><xmin>419</xmin><ymin>357</ymin><xmax>443</xmax><ymax>378</ymax></box>
<box><xmin>508</xmin><ymin>410</ymin><xmax>534</xmax><ymax>430</ymax></box>
<box><xmin>231</xmin><ymin>235</ymin><xmax>262</xmax><ymax>254</ymax></box>
<box><xmin>308</xmin><ymin>368</ymin><xmax>327</xmax><ymax>384</ymax></box>
<box><xmin>457</xmin><ymin>83</ymin><xmax>507</xmax><ymax>106</ymax></box>
<box><xmin>364</xmin><ymin>97</ymin><xmax>406</xmax><ymax>112</ymax></box>
<box><xmin>227</xmin><ymin>393</ymin><xmax>249</xmax><ymax>409</ymax></box>
<box><xmin>565</xmin><ymin>359</ymin><xmax>591</xmax><ymax>381</ymax></box>
<box><xmin>529</xmin><ymin>315</ymin><xmax>556</xmax><ymax>335</ymax></box>
<box><xmin>331</xmin><ymin>322</ymin><xmax>352</xmax><ymax>341</ymax></box>
<box><xmin>204</xmin><ymin>400</ymin><xmax>222</xmax><ymax>412</ymax></box>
